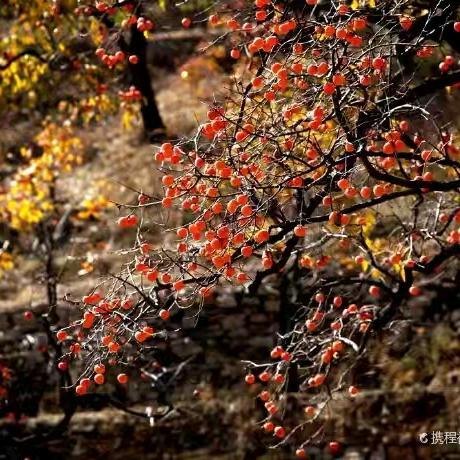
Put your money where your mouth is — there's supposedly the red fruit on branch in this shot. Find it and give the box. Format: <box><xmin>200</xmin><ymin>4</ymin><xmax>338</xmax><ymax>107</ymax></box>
<box><xmin>181</xmin><ymin>17</ymin><xmax>191</xmax><ymax>28</ymax></box>
<box><xmin>117</xmin><ymin>373</ymin><xmax>128</xmax><ymax>384</ymax></box>
<box><xmin>329</xmin><ymin>441</ymin><xmax>341</xmax><ymax>454</ymax></box>
<box><xmin>245</xmin><ymin>374</ymin><xmax>256</xmax><ymax>385</ymax></box>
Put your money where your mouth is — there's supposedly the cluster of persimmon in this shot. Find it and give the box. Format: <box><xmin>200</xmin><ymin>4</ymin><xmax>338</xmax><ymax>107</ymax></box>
<box><xmin>73</xmin><ymin>369</ymin><xmax>129</xmax><ymax>396</ymax></box>
<box><xmin>56</xmin><ymin>288</ymin><xmax>175</xmax><ymax>395</ymax></box>
<box><xmin>118</xmin><ymin>86</ymin><xmax>143</xmax><ymax>102</ymax></box>
<box><xmin>151</xmin><ymin>2</ymin><xmax>458</xmax><ymax>452</ymax></box>
<box><xmin>439</xmin><ymin>54</ymin><xmax>459</xmax><ymax>73</ymax></box>
<box><xmin>75</xmin><ymin>1</ymin><xmax>130</xmax><ymax>18</ymax></box>
<box><xmin>95</xmin><ymin>48</ymin><xmax>140</xmax><ymax>68</ymax></box>
<box><xmin>239</xmin><ymin>290</ymin><xmax>370</xmax><ymax>448</ymax></box>
<box><xmin>77</xmin><ymin>1</ymin><xmax>157</xmax><ymax>70</ymax></box>
<box><xmin>75</xmin><ymin>1</ymin><xmax>153</xmax><ymax>31</ymax></box>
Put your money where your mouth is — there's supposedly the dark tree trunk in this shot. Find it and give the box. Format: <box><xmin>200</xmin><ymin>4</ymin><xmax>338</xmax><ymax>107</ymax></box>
<box><xmin>127</xmin><ymin>26</ymin><xmax>166</xmax><ymax>138</ymax></box>
<box><xmin>100</xmin><ymin>2</ymin><xmax>165</xmax><ymax>139</ymax></box>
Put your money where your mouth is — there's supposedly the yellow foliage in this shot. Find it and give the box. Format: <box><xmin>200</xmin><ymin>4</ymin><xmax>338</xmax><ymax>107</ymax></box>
<box><xmin>77</xmin><ymin>195</ymin><xmax>113</xmax><ymax>220</ymax></box>
<box><xmin>0</xmin><ymin>2</ymin><xmax>53</xmax><ymax>113</ymax></box>
<box><xmin>0</xmin><ymin>123</ymin><xmax>84</xmax><ymax>231</ymax></box>
<box><xmin>0</xmin><ymin>251</ymin><xmax>14</xmax><ymax>275</ymax></box>
<box><xmin>351</xmin><ymin>0</ymin><xmax>376</xmax><ymax>9</ymax></box>
<box><xmin>121</xmin><ymin>106</ymin><xmax>140</xmax><ymax>130</ymax></box>
<box><xmin>391</xmin><ymin>262</ymin><xmax>406</xmax><ymax>281</ymax></box>
<box><xmin>79</xmin><ymin>93</ymin><xmax>119</xmax><ymax>125</ymax></box>
<box><xmin>362</xmin><ymin>210</ymin><xmax>381</xmax><ymax>252</ymax></box>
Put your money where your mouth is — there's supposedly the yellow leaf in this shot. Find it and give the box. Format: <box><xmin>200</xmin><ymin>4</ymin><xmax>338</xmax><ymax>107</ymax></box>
<box><xmin>398</xmin><ymin>265</ymin><xmax>406</xmax><ymax>282</ymax></box>
<box><xmin>351</xmin><ymin>0</ymin><xmax>376</xmax><ymax>8</ymax></box>
<box><xmin>121</xmin><ymin>109</ymin><xmax>135</xmax><ymax>130</ymax></box>
<box><xmin>361</xmin><ymin>259</ymin><xmax>369</xmax><ymax>272</ymax></box>
<box><xmin>371</xmin><ymin>268</ymin><xmax>384</xmax><ymax>280</ymax></box>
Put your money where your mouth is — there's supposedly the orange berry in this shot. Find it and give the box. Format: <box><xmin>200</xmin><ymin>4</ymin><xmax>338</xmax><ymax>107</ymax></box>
<box><xmin>329</xmin><ymin>441</ymin><xmax>341</xmax><ymax>454</ymax></box>
<box><xmin>245</xmin><ymin>374</ymin><xmax>256</xmax><ymax>384</ymax></box>
<box><xmin>332</xmin><ymin>341</ymin><xmax>344</xmax><ymax>353</ymax></box>
<box><xmin>56</xmin><ymin>330</ymin><xmax>68</xmax><ymax>342</ymax></box>
<box><xmin>161</xmin><ymin>273</ymin><xmax>172</xmax><ymax>284</ymax></box>
<box><xmin>208</xmin><ymin>14</ymin><xmax>219</xmax><ymax>25</ymax></box>
<box><xmin>259</xmin><ymin>390</ymin><xmax>270</xmax><ymax>401</ymax></box>
<box><xmin>263</xmin><ymin>421</ymin><xmax>274</xmax><ymax>432</ymax></box>
<box><xmin>348</xmin><ymin>385</ymin><xmax>359</xmax><ymax>397</ymax></box>
<box><xmin>176</xmin><ymin>227</ymin><xmax>188</xmax><ymax>238</ymax></box>
<box><xmin>173</xmin><ymin>280</ymin><xmax>185</xmax><ymax>291</ymax></box>
<box><xmin>259</xmin><ymin>371</ymin><xmax>271</xmax><ymax>382</ymax></box>
<box><xmin>294</xmin><ymin>225</ymin><xmax>307</xmax><ymax>237</ymax></box>
<box><xmin>399</xmin><ymin>16</ymin><xmax>413</xmax><ymax>31</ymax></box>
<box><xmin>230</xmin><ymin>49</ymin><xmax>240</xmax><ymax>59</ymax></box>
<box><xmin>181</xmin><ymin>17</ymin><xmax>192</xmax><ymax>28</ymax></box>
<box><xmin>313</xmin><ymin>373</ymin><xmax>326</xmax><ymax>386</ymax></box>
<box><xmin>75</xmin><ymin>385</ymin><xmax>87</xmax><ymax>395</ymax></box>
<box><xmin>333</xmin><ymin>296</ymin><xmax>343</xmax><ymax>308</ymax></box>
<box><xmin>360</xmin><ymin>186</ymin><xmax>372</xmax><ymax>199</ymax></box>
<box><xmin>373</xmin><ymin>184</ymin><xmax>385</xmax><ymax>197</ymax></box>
<box><xmin>240</xmin><ymin>205</ymin><xmax>253</xmax><ymax>217</ymax></box>
<box><xmin>108</xmin><ymin>342</ymin><xmax>121</xmax><ymax>353</ymax></box>
<box><xmin>118</xmin><ymin>215</ymin><xmax>138</xmax><ymax>228</ymax></box>
<box><xmin>369</xmin><ymin>285</ymin><xmax>380</xmax><ymax>297</ymax></box>
<box><xmin>94</xmin><ymin>364</ymin><xmax>106</xmax><ymax>374</ymax></box>
<box><xmin>135</xmin><ymin>331</ymin><xmax>148</xmax><ymax>342</ymax></box>
<box><xmin>337</xmin><ymin>178</ymin><xmax>350</xmax><ymax>190</ymax></box>
<box><xmin>315</xmin><ymin>292</ymin><xmax>325</xmax><ymax>303</ymax></box>
<box><xmin>254</xmin><ymin>229</ymin><xmax>269</xmax><ymax>243</ymax></box>
<box><xmin>162</xmin><ymin>175</ymin><xmax>174</xmax><ymax>187</ymax></box>
<box><xmin>332</xmin><ymin>73</ymin><xmax>346</xmax><ymax>86</ymax></box>
<box><xmin>323</xmin><ymin>82</ymin><xmax>336</xmax><ymax>95</ymax></box>
<box><xmin>159</xmin><ymin>309</ymin><xmax>171</xmax><ymax>320</ymax></box>
<box><xmin>162</xmin><ymin>197</ymin><xmax>173</xmax><ymax>208</ymax></box>
<box><xmin>296</xmin><ymin>448</ymin><xmax>307</xmax><ymax>458</ymax></box>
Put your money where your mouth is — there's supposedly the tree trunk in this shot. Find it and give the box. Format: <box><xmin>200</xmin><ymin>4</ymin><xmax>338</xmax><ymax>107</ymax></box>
<box><xmin>127</xmin><ymin>26</ymin><xmax>166</xmax><ymax>138</ymax></box>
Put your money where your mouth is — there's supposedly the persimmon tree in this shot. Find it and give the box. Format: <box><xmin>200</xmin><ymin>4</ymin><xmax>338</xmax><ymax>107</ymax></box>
<box><xmin>1</xmin><ymin>0</ymin><xmax>460</xmax><ymax>455</ymax></box>
<box><xmin>60</xmin><ymin>0</ymin><xmax>460</xmax><ymax>453</ymax></box>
